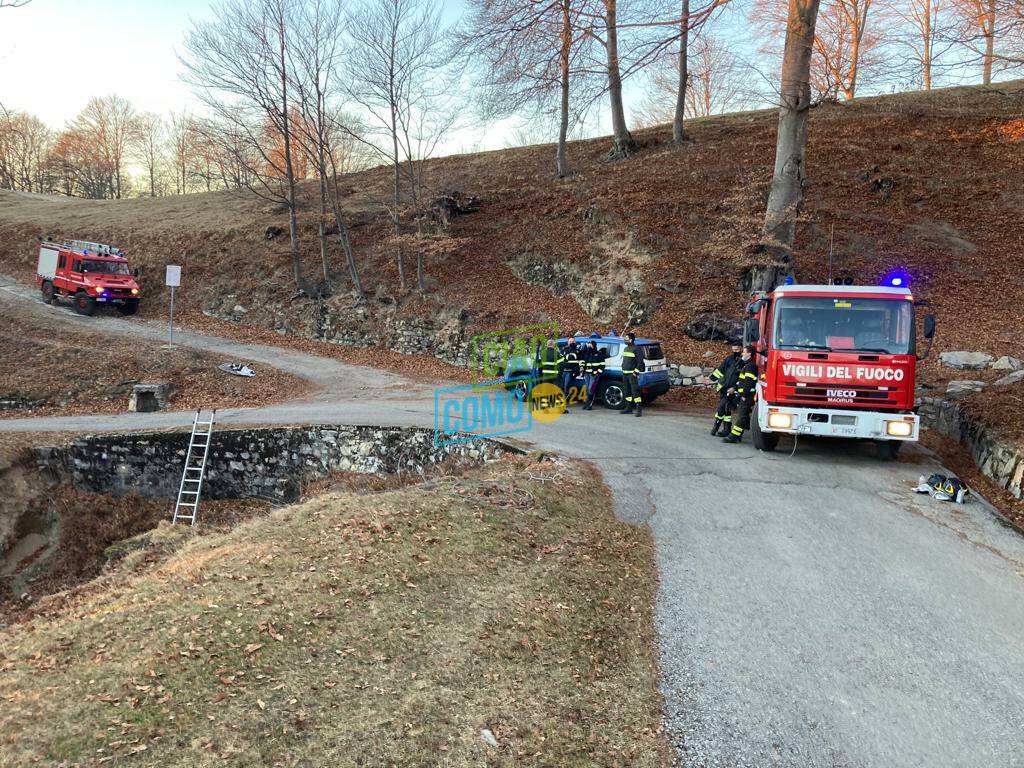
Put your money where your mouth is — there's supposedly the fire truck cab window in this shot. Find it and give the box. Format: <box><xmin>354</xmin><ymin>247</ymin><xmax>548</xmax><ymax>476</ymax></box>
<box><xmin>83</xmin><ymin>260</ymin><xmax>130</xmax><ymax>275</ymax></box>
<box><xmin>773</xmin><ymin>297</ymin><xmax>914</xmax><ymax>354</ymax></box>
<box><xmin>72</xmin><ymin>259</ymin><xmax>81</xmax><ymax>272</ymax></box>
<box><xmin>57</xmin><ymin>254</ymin><xmax>66</xmax><ymax>269</ymax></box>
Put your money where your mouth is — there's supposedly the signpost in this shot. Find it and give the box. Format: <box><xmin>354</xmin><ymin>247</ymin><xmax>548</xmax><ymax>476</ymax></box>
<box><xmin>166</xmin><ymin>264</ymin><xmax>181</xmax><ymax>346</ymax></box>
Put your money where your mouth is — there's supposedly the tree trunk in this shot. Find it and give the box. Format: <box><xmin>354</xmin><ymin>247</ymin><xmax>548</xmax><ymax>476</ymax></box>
<box><xmin>555</xmin><ymin>0</ymin><xmax>572</xmax><ymax>177</ymax></box>
<box><xmin>672</xmin><ymin>0</ymin><xmax>690</xmax><ymax>143</ymax></box>
<box><xmin>922</xmin><ymin>0</ymin><xmax>932</xmax><ymax>90</ymax></box>
<box><xmin>276</xmin><ymin>11</ymin><xmax>302</xmax><ymax>291</ymax></box>
<box><xmin>604</xmin><ymin>0</ymin><xmax>635</xmax><ymax>159</ymax></box>
<box><xmin>982</xmin><ymin>0</ymin><xmax>996</xmax><ymax>84</ymax></box>
<box><xmin>318</xmin><ymin>175</ymin><xmax>330</xmax><ymax>290</ymax></box>
<box><xmin>390</xmin><ymin>104</ymin><xmax>406</xmax><ymax>291</ymax></box>
<box><xmin>326</xmin><ymin>181</ymin><xmax>364</xmax><ymax>299</ymax></box>
<box><xmin>758</xmin><ymin>0</ymin><xmax>822</xmax><ymax>290</ymax></box>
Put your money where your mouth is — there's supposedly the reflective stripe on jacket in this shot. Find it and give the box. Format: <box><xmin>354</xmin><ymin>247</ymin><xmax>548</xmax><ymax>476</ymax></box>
<box><xmin>735</xmin><ymin>358</ymin><xmax>758</xmax><ymax>397</ymax></box>
<box><xmin>622</xmin><ymin>343</ymin><xmax>643</xmax><ymax>374</ymax></box>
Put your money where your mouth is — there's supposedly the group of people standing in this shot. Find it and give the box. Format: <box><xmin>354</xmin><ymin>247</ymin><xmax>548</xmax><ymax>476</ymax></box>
<box><xmin>537</xmin><ymin>333</ymin><xmax>646</xmax><ymax>417</ymax></box>
<box><xmin>709</xmin><ymin>342</ymin><xmax>759</xmax><ymax>443</ymax></box>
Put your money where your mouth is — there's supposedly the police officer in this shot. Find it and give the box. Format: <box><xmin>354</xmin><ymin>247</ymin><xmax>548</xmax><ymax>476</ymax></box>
<box><xmin>559</xmin><ymin>337</ymin><xmax>582</xmax><ymax>411</ymax></box>
<box><xmin>582</xmin><ymin>340</ymin><xmax>606</xmax><ymax>410</ymax></box>
<box><xmin>709</xmin><ymin>342</ymin><xmax>742</xmax><ymax>436</ymax></box>
<box><xmin>723</xmin><ymin>344</ymin><xmax>758</xmax><ymax>443</ymax></box>
<box><xmin>621</xmin><ymin>332</ymin><xmax>644</xmax><ymax>417</ymax></box>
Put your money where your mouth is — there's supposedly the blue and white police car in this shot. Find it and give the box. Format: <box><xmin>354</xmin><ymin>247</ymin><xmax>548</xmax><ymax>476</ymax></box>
<box><xmin>503</xmin><ymin>332</ymin><xmax>670</xmax><ymax>409</ymax></box>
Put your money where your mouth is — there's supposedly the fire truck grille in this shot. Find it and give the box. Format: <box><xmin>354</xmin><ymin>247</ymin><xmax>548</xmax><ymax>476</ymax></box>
<box><xmin>780</xmin><ymin>382</ymin><xmax>900</xmax><ymax>405</ymax></box>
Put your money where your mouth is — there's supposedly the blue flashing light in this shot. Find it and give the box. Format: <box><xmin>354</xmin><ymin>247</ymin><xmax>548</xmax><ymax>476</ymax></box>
<box><xmin>783</xmin><ymin>276</ymin><xmax>796</xmax><ymax>285</ymax></box>
<box><xmin>883</xmin><ymin>270</ymin><xmax>910</xmax><ymax>288</ymax></box>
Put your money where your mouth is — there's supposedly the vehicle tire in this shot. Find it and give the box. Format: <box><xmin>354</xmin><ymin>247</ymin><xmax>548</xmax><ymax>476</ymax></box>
<box><xmin>507</xmin><ymin>371</ymin><xmax>532</xmax><ymax>401</ymax></box>
<box><xmin>598</xmin><ymin>379</ymin><xmax>626</xmax><ymax>410</ymax></box>
<box><xmin>41</xmin><ymin>281</ymin><xmax>55</xmax><ymax>304</ymax></box>
<box><xmin>73</xmin><ymin>291</ymin><xmax>95</xmax><ymax>316</ymax></box>
<box><xmin>117</xmin><ymin>300</ymin><xmax>139</xmax><ymax>316</ymax></box>
<box><xmin>752</xmin><ymin>414</ymin><xmax>779</xmax><ymax>452</ymax></box>
<box><xmin>875</xmin><ymin>440</ymin><xmax>902</xmax><ymax>461</ymax></box>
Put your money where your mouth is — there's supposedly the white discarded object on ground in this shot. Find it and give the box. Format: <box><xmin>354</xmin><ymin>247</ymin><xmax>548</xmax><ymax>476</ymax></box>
<box><xmin>914</xmin><ymin>473</ymin><xmax>969</xmax><ymax>504</ymax></box>
<box><xmin>218</xmin><ymin>362</ymin><xmax>256</xmax><ymax>377</ymax></box>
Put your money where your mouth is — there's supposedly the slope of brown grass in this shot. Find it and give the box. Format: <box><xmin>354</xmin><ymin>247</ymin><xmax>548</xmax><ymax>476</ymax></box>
<box><xmin>0</xmin><ymin>455</ymin><xmax>668</xmax><ymax>767</ymax></box>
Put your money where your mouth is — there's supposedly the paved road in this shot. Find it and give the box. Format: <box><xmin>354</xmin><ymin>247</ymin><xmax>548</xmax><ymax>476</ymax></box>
<box><xmin>4</xmin><ymin>275</ymin><xmax>1024</xmax><ymax>767</ymax></box>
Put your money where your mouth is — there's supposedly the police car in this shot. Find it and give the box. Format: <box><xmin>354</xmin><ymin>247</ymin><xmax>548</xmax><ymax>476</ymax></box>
<box><xmin>503</xmin><ymin>332</ymin><xmax>670</xmax><ymax>409</ymax></box>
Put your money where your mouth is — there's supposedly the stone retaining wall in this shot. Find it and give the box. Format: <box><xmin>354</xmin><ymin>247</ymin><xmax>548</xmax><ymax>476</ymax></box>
<box><xmin>919</xmin><ymin>397</ymin><xmax>1024</xmax><ymax>499</ymax></box>
<box><xmin>38</xmin><ymin>426</ymin><xmax>508</xmax><ymax>504</ymax></box>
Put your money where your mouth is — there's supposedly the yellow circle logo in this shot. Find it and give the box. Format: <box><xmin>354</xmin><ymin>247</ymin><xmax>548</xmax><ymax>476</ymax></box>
<box><xmin>530</xmin><ymin>382</ymin><xmax>566</xmax><ymax>423</ymax></box>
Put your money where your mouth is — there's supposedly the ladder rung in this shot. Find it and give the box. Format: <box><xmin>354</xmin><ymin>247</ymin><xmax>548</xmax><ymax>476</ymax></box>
<box><xmin>177</xmin><ymin>501</ymin><xmax>197</xmax><ymax>507</ymax></box>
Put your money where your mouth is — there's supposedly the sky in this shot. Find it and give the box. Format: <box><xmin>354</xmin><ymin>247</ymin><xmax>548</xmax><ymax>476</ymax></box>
<box><xmin>0</xmin><ymin>0</ymin><xmax>217</xmax><ymax>127</ymax></box>
<box><xmin>0</xmin><ymin>0</ymin><xmax>662</xmax><ymax>154</ymax></box>
<box><xmin>0</xmin><ymin>0</ymin><xmax>541</xmax><ymax>153</ymax></box>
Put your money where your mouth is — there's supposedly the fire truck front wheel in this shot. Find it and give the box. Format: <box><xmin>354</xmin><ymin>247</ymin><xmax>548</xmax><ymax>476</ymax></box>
<box><xmin>41</xmin><ymin>281</ymin><xmax>55</xmax><ymax>304</ymax></box>
<box><xmin>752</xmin><ymin>415</ymin><xmax>780</xmax><ymax>452</ymax></box>
<box><xmin>73</xmin><ymin>291</ymin><xmax>96</xmax><ymax>316</ymax></box>
<box><xmin>117</xmin><ymin>300</ymin><xmax>139</xmax><ymax>316</ymax></box>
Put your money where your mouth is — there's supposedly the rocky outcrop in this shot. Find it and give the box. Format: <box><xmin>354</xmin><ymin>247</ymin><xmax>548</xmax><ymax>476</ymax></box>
<box><xmin>919</xmin><ymin>398</ymin><xmax>1024</xmax><ymax>500</ymax></box>
<box><xmin>992</xmin><ymin>356</ymin><xmax>1024</xmax><ymax>371</ymax></box>
<box><xmin>684</xmin><ymin>313</ymin><xmax>743</xmax><ymax>344</ymax></box>
<box><xmin>39</xmin><ymin>425</ymin><xmax>511</xmax><ymax>504</ymax></box>
<box><xmin>945</xmin><ymin>380</ymin><xmax>985</xmax><ymax>400</ymax></box>
<box><xmin>939</xmin><ymin>351</ymin><xmax>994</xmax><ymax>370</ymax></box>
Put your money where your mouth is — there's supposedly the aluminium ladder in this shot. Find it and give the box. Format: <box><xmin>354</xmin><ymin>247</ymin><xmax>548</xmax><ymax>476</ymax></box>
<box><xmin>173</xmin><ymin>409</ymin><xmax>216</xmax><ymax>525</ymax></box>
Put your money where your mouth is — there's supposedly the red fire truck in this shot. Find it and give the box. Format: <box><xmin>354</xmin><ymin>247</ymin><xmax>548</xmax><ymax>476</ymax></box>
<box><xmin>36</xmin><ymin>238</ymin><xmax>141</xmax><ymax>316</ymax></box>
<box><xmin>743</xmin><ymin>278</ymin><xmax>935</xmax><ymax>460</ymax></box>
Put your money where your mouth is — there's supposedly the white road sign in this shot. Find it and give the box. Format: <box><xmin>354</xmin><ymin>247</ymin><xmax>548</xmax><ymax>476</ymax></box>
<box><xmin>165</xmin><ymin>264</ymin><xmax>182</xmax><ymax>287</ymax></box>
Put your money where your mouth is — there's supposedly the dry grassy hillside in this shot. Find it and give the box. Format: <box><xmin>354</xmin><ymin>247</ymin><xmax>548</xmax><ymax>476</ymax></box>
<box><xmin>1</xmin><ymin>81</ymin><xmax>1022</xmax><ymax>369</ymax></box>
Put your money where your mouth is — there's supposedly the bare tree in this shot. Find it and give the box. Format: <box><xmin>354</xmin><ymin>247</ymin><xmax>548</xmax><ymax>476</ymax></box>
<box><xmin>948</xmin><ymin>0</ymin><xmax>1024</xmax><ymax>82</ymax></box>
<box><xmin>0</xmin><ymin>107</ymin><xmax>52</xmax><ymax>192</ymax></box>
<box><xmin>342</xmin><ymin>0</ymin><xmax>452</xmax><ymax>292</ymax></box>
<box><xmin>182</xmin><ymin>0</ymin><xmax>308</xmax><ymax>291</ymax></box>
<box><xmin>460</xmin><ymin>0</ymin><xmax>594</xmax><ymax>177</ymax></box>
<box><xmin>134</xmin><ymin>112</ymin><xmax>166</xmax><ymax>197</ymax></box>
<box><xmin>882</xmin><ymin>0</ymin><xmax>953</xmax><ymax>88</ymax></box>
<box><xmin>581</xmin><ymin>0</ymin><xmax>638</xmax><ymax>157</ymax></box>
<box><xmin>637</xmin><ymin>32</ymin><xmax>755</xmax><ymax>125</ymax></box>
<box><xmin>289</xmin><ymin>0</ymin><xmax>364</xmax><ymax>297</ymax></box>
<box><xmin>753</xmin><ymin>0</ymin><xmax>880</xmax><ymax>99</ymax></box>
<box><xmin>69</xmin><ymin>95</ymin><xmax>140</xmax><ymax>199</ymax></box>
<box><xmin>757</xmin><ymin>0</ymin><xmax>823</xmax><ymax>290</ymax></box>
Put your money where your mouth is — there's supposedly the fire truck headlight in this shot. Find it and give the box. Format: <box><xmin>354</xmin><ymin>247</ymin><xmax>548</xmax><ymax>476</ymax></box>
<box><xmin>93</xmin><ymin>285</ymin><xmax>105</xmax><ymax>294</ymax></box>
<box><xmin>131</xmin><ymin>288</ymin><xmax>139</xmax><ymax>295</ymax></box>
<box><xmin>886</xmin><ymin>420</ymin><xmax>913</xmax><ymax>437</ymax></box>
<box><xmin>767</xmin><ymin>412</ymin><xmax>793</xmax><ymax>429</ymax></box>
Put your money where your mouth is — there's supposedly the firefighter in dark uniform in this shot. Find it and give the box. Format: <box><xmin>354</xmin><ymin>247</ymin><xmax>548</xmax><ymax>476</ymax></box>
<box><xmin>709</xmin><ymin>342</ymin><xmax>743</xmax><ymax>436</ymax></box>
<box><xmin>723</xmin><ymin>344</ymin><xmax>758</xmax><ymax>443</ymax></box>
<box><xmin>539</xmin><ymin>339</ymin><xmax>560</xmax><ymax>383</ymax></box>
<box><xmin>621</xmin><ymin>332</ymin><xmax>644</xmax><ymax>417</ymax></box>
<box><xmin>582</xmin><ymin>339</ymin><xmax>607</xmax><ymax>410</ymax></box>
<box><xmin>558</xmin><ymin>337</ymin><xmax>582</xmax><ymax>412</ymax></box>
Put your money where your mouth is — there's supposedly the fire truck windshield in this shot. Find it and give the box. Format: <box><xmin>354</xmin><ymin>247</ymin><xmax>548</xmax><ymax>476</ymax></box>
<box><xmin>772</xmin><ymin>297</ymin><xmax>914</xmax><ymax>355</ymax></box>
<box><xmin>81</xmin><ymin>260</ymin><xmax>130</xmax><ymax>275</ymax></box>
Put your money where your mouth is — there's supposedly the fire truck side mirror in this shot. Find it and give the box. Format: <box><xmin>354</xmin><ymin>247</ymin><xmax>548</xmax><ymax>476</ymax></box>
<box><xmin>133</xmin><ymin>268</ymin><xmax>139</xmax><ymax>278</ymax></box>
<box><xmin>923</xmin><ymin>314</ymin><xmax>936</xmax><ymax>340</ymax></box>
<box><xmin>743</xmin><ymin>317</ymin><xmax>760</xmax><ymax>344</ymax></box>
